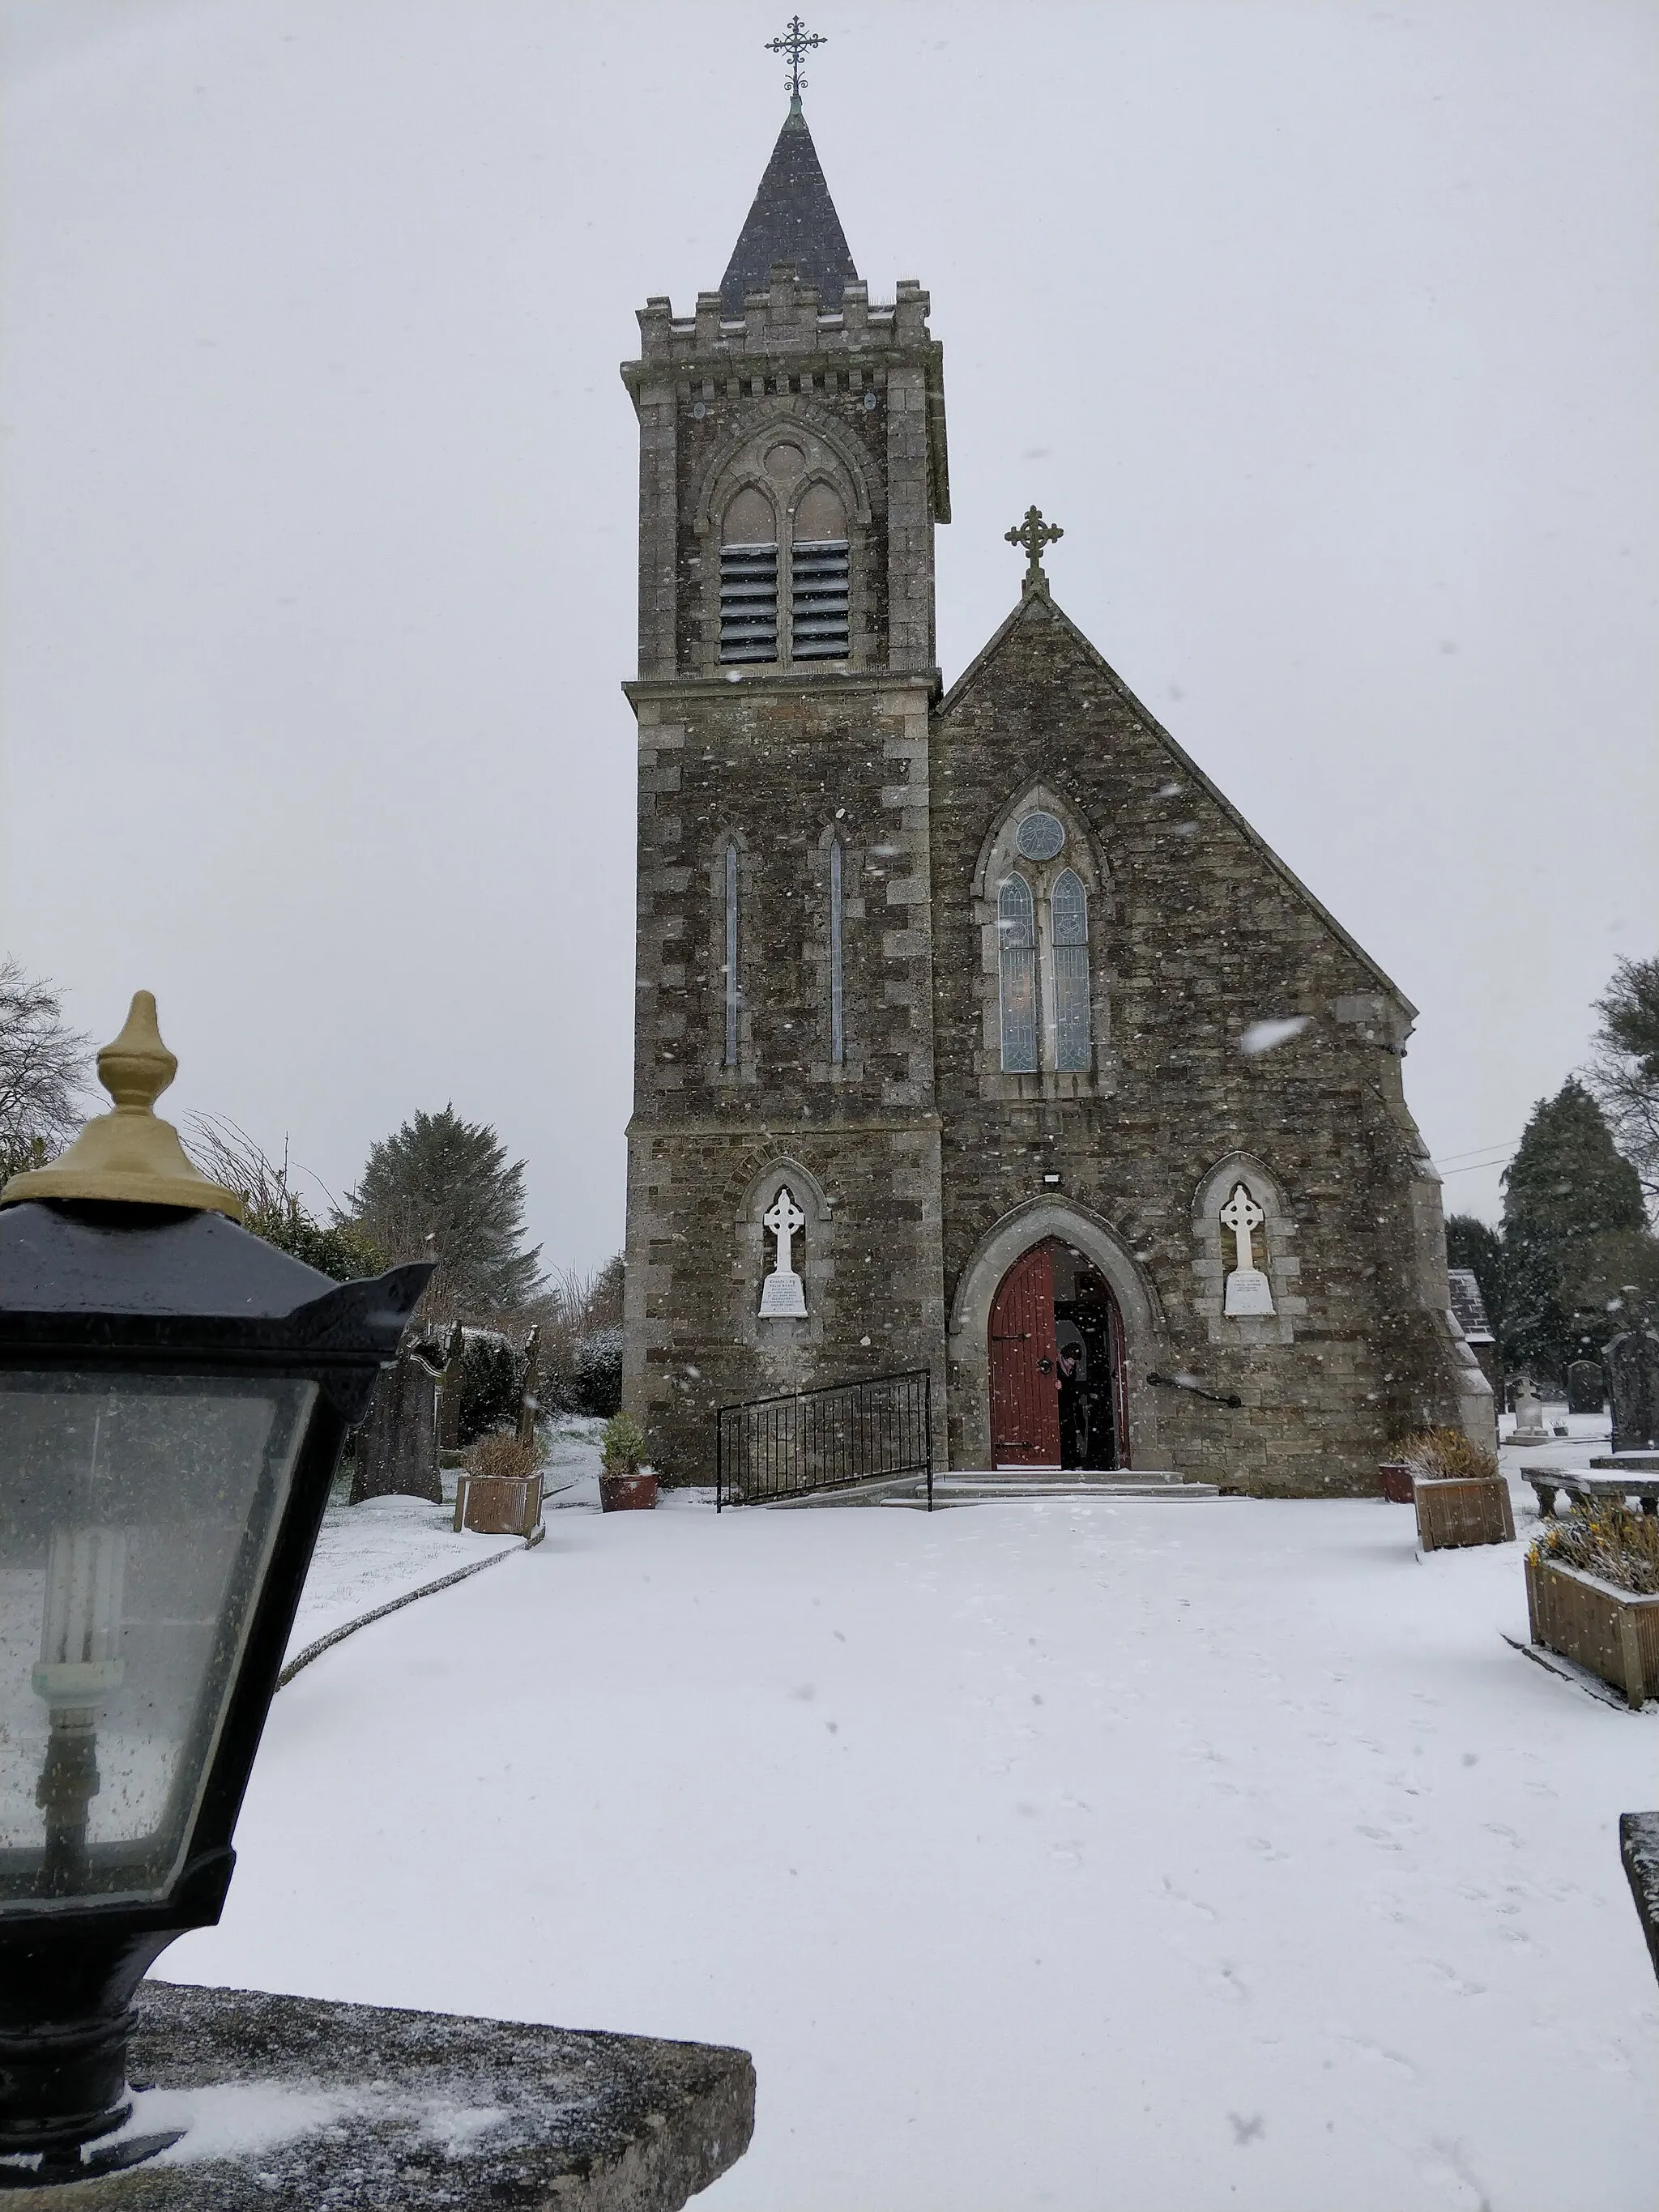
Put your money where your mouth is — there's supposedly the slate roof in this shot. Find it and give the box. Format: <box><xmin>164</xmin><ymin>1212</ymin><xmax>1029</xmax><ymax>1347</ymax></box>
<box><xmin>720</xmin><ymin>106</ymin><xmax>859</xmax><ymax>314</ymax></box>
<box><xmin>1447</xmin><ymin>1268</ymin><xmax>1495</xmax><ymax>1342</ymax></box>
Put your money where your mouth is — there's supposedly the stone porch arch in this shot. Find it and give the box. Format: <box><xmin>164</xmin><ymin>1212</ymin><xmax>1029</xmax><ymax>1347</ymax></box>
<box><xmin>947</xmin><ymin>1197</ymin><xmax>1166</xmax><ymax>1470</ymax></box>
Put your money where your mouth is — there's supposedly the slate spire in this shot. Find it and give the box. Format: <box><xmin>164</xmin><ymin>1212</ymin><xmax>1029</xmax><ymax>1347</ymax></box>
<box><xmin>719</xmin><ymin>104</ymin><xmax>859</xmax><ymax>314</ymax></box>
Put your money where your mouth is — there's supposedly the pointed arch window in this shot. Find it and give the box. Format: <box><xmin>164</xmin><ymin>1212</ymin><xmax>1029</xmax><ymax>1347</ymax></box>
<box><xmin>719</xmin><ymin>487</ymin><xmax>778</xmax><ymax>664</ymax></box>
<box><xmin>723</xmin><ymin>841</ymin><xmax>740</xmax><ymax>1067</ymax></box>
<box><xmin>998</xmin><ymin>876</ymin><xmax>1038</xmax><ymax>1073</ymax></box>
<box><xmin>791</xmin><ymin>483</ymin><xmax>850</xmax><ymax>661</ymax></box>
<box><xmin>1051</xmin><ymin>868</ymin><xmax>1091</xmax><ymax>1071</ymax></box>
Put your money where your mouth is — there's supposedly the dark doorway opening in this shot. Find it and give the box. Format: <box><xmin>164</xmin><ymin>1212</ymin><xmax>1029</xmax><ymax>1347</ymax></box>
<box><xmin>988</xmin><ymin>1239</ymin><xmax>1128</xmax><ymax>1471</ymax></box>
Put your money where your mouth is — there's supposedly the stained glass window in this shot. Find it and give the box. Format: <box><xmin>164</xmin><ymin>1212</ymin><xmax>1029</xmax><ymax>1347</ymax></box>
<box><xmin>1051</xmin><ymin>867</ymin><xmax>1090</xmax><ymax>1072</ymax></box>
<box><xmin>998</xmin><ymin>876</ymin><xmax>1038</xmax><ymax>1073</ymax></box>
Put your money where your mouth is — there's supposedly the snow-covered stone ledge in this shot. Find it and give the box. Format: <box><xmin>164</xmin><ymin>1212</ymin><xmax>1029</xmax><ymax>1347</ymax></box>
<box><xmin>9</xmin><ymin>1984</ymin><xmax>753</xmax><ymax>2208</ymax></box>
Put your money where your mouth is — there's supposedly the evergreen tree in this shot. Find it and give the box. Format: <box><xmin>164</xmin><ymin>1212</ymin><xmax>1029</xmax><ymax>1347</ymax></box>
<box><xmin>348</xmin><ymin>1106</ymin><xmax>544</xmax><ymax>1319</ymax></box>
<box><xmin>1502</xmin><ymin>1078</ymin><xmax>1646</xmax><ymax>1380</ymax></box>
<box><xmin>1589</xmin><ymin>953</ymin><xmax>1659</xmax><ymax>1212</ymax></box>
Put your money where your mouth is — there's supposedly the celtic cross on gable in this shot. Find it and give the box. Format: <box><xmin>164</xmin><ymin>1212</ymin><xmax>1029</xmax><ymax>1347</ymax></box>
<box><xmin>1006</xmin><ymin>505</ymin><xmax>1063</xmax><ymax>593</ymax></box>
<box><xmin>767</xmin><ymin>15</ymin><xmax>825</xmax><ymax>102</ymax></box>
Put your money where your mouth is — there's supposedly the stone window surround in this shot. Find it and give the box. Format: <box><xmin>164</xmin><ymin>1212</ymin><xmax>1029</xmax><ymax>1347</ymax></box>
<box><xmin>1190</xmin><ymin>1152</ymin><xmax>1304</xmax><ymax>1347</ymax></box>
<box><xmin>707</xmin><ymin>829</ymin><xmax>757</xmax><ymax>1085</ymax></box>
<box><xmin>969</xmin><ymin>781</ymin><xmax>1111</xmax><ymax>1102</ymax></box>
<box><xmin>735</xmin><ymin>1155</ymin><xmax>834</xmax><ymax>1347</ymax></box>
<box><xmin>691</xmin><ymin>402</ymin><xmax>875</xmax><ymax>677</ymax></box>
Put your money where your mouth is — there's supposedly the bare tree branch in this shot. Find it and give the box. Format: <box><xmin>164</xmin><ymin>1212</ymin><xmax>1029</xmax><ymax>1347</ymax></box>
<box><xmin>0</xmin><ymin>957</ymin><xmax>93</xmax><ymax>1179</ymax></box>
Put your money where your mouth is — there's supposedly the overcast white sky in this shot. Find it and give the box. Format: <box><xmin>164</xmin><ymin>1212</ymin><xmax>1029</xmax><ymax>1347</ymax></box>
<box><xmin>2</xmin><ymin>1</ymin><xmax>1654</xmax><ymax>1273</ymax></box>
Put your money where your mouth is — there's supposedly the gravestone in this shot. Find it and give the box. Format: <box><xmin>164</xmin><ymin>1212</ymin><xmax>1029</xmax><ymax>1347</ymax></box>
<box><xmin>1510</xmin><ymin>1376</ymin><xmax>1550</xmax><ymax>1443</ymax></box>
<box><xmin>352</xmin><ymin>1339</ymin><xmax>445</xmax><ymax>1503</ymax></box>
<box><xmin>1567</xmin><ymin>1358</ymin><xmax>1606</xmax><ymax>1416</ymax></box>
<box><xmin>1606</xmin><ymin>1326</ymin><xmax>1659</xmax><ymax>1455</ymax></box>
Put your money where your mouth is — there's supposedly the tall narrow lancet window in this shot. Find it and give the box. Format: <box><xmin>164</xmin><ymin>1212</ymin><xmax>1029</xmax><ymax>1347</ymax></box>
<box><xmin>998</xmin><ymin>876</ymin><xmax>1038</xmax><ymax>1073</ymax></box>
<box><xmin>829</xmin><ymin>837</ymin><xmax>845</xmax><ymax>1065</ymax></box>
<box><xmin>1051</xmin><ymin>867</ymin><xmax>1091</xmax><ymax>1071</ymax></box>
<box><xmin>790</xmin><ymin>483</ymin><xmax>850</xmax><ymax>660</ymax></box>
<box><xmin>723</xmin><ymin>842</ymin><xmax>740</xmax><ymax>1067</ymax></box>
<box><xmin>719</xmin><ymin>488</ymin><xmax>778</xmax><ymax>664</ymax></box>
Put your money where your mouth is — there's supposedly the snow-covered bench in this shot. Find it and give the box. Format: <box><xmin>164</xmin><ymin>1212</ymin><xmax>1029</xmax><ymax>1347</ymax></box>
<box><xmin>1525</xmin><ymin>1470</ymin><xmax>1659</xmax><ymax>1519</ymax></box>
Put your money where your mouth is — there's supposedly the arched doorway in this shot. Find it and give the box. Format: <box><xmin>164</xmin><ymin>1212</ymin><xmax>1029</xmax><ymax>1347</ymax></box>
<box><xmin>988</xmin><ymin>1239</ymin><xmax>1128</xmax><ymax>1471</ymax></box>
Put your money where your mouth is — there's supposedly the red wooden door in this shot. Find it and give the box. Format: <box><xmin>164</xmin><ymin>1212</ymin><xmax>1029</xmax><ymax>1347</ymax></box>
<box><xmin>989</xmin><ymin>1246</ymin><xmax>1061</xmax><ymax>1467</ymax></box>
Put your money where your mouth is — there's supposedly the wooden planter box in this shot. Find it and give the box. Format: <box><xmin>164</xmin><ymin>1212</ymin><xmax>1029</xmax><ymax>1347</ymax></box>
<box><xmin>454</xmin><ymin>1470</ymin><xmax>543</xmax><ymax>1537</ymax></box>
<box><xmin>1415</xmin><ymin>1475</ymin><xmax>1513</xmax><ymax>1551</ymax></box>
<box><xmin>1527</xmin><ymin>1553</ymin><xmax>1659</xmax><ymax>1708</ymax></box>
<box><xmin>1379</xmin><ymin>1461</ymin><xmax>1415</xmax><ymax>1504</ymax></box>
<box><xmin>1530</xmin><ymin>1557</ymin><xmax>1659</xmax><ymax>1707</ymax></box>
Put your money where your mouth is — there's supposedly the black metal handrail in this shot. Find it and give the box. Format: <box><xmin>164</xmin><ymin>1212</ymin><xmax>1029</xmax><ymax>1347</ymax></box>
<box><xmin>716</xmin><ymin>1368</ymin><xmax>933</xmax><ymax>1511</ymax></box>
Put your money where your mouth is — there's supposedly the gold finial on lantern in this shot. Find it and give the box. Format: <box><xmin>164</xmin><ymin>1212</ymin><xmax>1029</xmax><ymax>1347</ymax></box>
<box><xmin>0</xmin><ymin>991</ymin><xmax>243</xmax><ymax>1217</ymax></box>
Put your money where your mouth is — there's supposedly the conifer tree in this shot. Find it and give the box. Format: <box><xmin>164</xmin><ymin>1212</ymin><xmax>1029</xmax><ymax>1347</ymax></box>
<box><xmin>1501</xmin><ymin>1079</ymin><xmax>1645</xmax><ymax>1381</ymax></box>
<box><xmin>347</xmin><ymin>1106</ymin><xmax>544</xmax><ymax>1319</ymax></box>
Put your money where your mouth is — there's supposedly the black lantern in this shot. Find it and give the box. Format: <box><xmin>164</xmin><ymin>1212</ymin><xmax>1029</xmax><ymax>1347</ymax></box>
<box><xmin>0</xmin><ymin>995</ymin><xmax>429</xmax><ymax>2184</ymax></box>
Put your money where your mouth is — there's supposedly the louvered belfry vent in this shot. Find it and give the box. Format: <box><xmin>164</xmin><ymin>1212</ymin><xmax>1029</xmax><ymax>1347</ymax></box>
<box><xmin>790</xmin><ymin>539</ymin><xmax>851</xmax><ymax>659</ymax></box>
<box><xmin>719</xmin><ymin>543</ymin><xmax>780</xmax><ymax>663</ymax></box>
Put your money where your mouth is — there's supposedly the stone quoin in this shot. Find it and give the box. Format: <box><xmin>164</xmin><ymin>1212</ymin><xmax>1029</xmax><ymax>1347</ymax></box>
<box><xmin>617</xmin><ymin>78</ymin><xmax>1493</xmax><ymax>1493</ymax></box>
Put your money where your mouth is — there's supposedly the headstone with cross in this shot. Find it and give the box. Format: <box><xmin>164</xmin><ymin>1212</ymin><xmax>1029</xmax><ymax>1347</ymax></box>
<box><xmin>760</xmin><ymin>1184</ymin><xmax>808</xmax><ymax>1317</ymax></box>
<box><xmin>1005</xmin><ymin>505</ymin><xmax>1064</xmax><ymax>594</ymax></box>
<box><xmin>1221</xmin><ymin>1182</ymin><xmax>1276</xmax><ymax>1317</ymax></box>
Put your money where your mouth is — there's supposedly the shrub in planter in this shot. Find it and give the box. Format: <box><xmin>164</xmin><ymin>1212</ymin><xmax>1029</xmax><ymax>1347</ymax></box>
<box><xmin>1532</xmin><ymin>1505</ymin><xmax>1659</xmax><ymax>1595</ymax></box>
<box><xmin>599</xmin><ymin>1410</ymin><xmax>656</xmax><ymax>1511</ymax></box>
<box><xmin>473</xmin><ymin>1433</ymin><xmax>539</xmax><ymax>1482</ymax></box>
<box><xmin>454</xmin><ymin>1428</ymin><xmax>544</xmax><ymax>1538</ymax></box>
<box><xmin>1527</xmin><ymin>1507</ymin><xmax>1659</xmax><ymax>1705</ymax></box>
<box><xmin>1394</xmin><ymin>1427</ymin><xmax>1501</xmax><ymax>1484</ymax></box>
<box><xmin>1397</xmin><ymin>1426</ymin><xmax>1512</xmax><ymax>1549</ymax></box>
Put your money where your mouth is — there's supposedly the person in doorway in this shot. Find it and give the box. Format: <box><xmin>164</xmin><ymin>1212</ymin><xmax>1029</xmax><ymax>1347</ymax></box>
<box><xmin>1056</xmin><ymin>1336</ymin><xmax>1090</xmax><ymax>1469</ymax></box>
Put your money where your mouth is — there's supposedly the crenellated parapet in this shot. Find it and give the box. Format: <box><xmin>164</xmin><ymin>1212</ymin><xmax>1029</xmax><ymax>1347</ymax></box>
<box><xmin>623</xmin><ymin>267</ymin><xmax>938</xmax><ymax>386</ymax></box>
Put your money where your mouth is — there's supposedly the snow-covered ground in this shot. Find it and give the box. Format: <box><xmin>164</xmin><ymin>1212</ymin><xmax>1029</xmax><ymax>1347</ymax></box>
<box><xmin>282</xmin><ymin>1419</ymin><xmax>612</xmax><ymax>1664</ymax></box>
<box><xmin>168</xmin><ymin>1416</ymin><xmax>1657</xmax><ymax>2212</ymax></box>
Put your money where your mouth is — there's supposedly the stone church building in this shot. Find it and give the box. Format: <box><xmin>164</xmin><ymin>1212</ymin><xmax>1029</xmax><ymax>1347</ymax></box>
<box><xmin>619</xmin><ymin>93</ymin><xmax>1493</xmax><ymax>1492</ymax></box>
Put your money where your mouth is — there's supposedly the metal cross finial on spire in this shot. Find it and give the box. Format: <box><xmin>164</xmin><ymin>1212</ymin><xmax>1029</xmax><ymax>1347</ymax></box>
<box><xmin>767</xmin><ymin>14</ymin><xmax>825</xmax><ymax>106</ymax></box>
<box><xmin>1006</xmin><ymin>505</ymin><xmax>1064</xmax><ymax>593</ymax></box>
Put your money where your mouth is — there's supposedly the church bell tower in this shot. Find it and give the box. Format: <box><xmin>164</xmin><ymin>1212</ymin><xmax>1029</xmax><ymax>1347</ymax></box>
<box><xmin>619</xmin><ymin>50</ymin><xmax>952</xmax><ymax>1479</ymax></box>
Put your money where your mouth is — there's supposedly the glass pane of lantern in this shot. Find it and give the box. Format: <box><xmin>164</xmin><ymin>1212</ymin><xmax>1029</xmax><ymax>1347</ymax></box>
<box><xmin>0</xmin><ymin>1372</ymin><xmax>317</xmax><ymax>1907</ymax></box>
